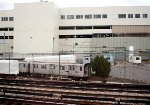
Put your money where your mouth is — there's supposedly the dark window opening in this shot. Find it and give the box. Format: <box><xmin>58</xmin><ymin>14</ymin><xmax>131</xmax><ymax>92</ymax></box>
<box><xmin>135</xmin><ymin>14</ymin><xmax>140</xmax><ymax>18</ymax></box>
<box><xmin>61</xmin><ymin>15</ymin><xmax>65</xmax><ymax>19</ymax></box>
<box><xmin>0</xmin><ymin>36</ymin><xmax>10</xmax><ymax>39</ymax></box>
<box><xmin>102</xmin><ymin>14</ymin><xmax>107</xmax><ymax>18</ymax></box>
<box><xmin>118</xmin><ymin>14</ymin><xmax>126</xmax><ymax>18</ymax></box>
<box><xmin>128</xmin><ymin>14</ymin><xmax>133</xmax><ymax>18</ymax></box>
<box><xmin>67</xmin><ymin>15</ymin><xmax>74</xmax><ymax>19</ymax></box>
<box><xmin>76</xmin><ymin>35</ymin><xmax>92</xmax><ymax>38</ymax></box>
<box><xmin>59</xmin><ymin>35</ymin><xmax>92</xmax><ymax>39</ymax></box>
<box><xmin>93</xmin><ymin>26</ymin><xmax>111</xmax><ymax>29</ymax></box>
<box><xmin>143</xmin><ymin>14</ymin><xmax>148</xmax><ymax>18</ymax></box>
<box><xmin>59</xmin><ymin>26</ymin><xmax>75</xmax><ymax>30</ymax></box>
<box><xmin>1</xmin><ymin>17</ymin><xmax>8</xmax><ymax>21</ymax></box>
<box><xmin>0</xmin><ymin>36</ymin><xmax>4</xmax><ymax>39</ymax></box>
<box><xmin>76</xmin><ymin>26</ymin><xmax>92</xmax><ymax>30</ymax></box>
<box><xmin>92</xmin><ymin>33</ymin><xmax>112</xmax><ymax>38</ymax></box>
<box><xmin>9</xmin><ymin>28</ymin><xmax>14</xmax><ymax>31</ymax></box>
<box><xmin>9</xmin><ymin>17</ymin><xmax>14</xmax><ymax>21</ymax></box>
<box><xmin>59</xmin><ymin>35</ymin><xmax>75</xmax><ymax>38</ymax></box>
<box><xmin>85</xmin><ymin>15</ymin><xmax>92</xmax><ymax>19</ymax></box>
<box><xmin>75</xmin><ymin>43</ymin><xmax>78</xmax><ymax>46</ymax></box>
<box><xmin>94</xmin><ymin>14</ymin><xmax>101</xmax><ymax>19</ymax></box>
<box><xmin>9</xmin><ymin>36</ymin><xmax>14</xmax><ymax>39</ymax></box>
<box><xmin>0</xmin><ymin>28</ymin><xmax>8</xmax><ymax>31</ymax></box>
<box><xmin>76</xmin><ymin>15</ymin><xmax>83</xmax><ymax>19</ymax></box>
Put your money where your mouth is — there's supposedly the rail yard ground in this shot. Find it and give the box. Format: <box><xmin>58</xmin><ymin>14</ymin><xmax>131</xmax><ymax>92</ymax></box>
<box><xmin>0</xmin><ymin>61</ymin><xmax>150</xmax><ymax>105</ymax></box>
<box><xmin>0</xmin><ymin>75</ymin><xmax>150</xmax><ymax>105</ymax></box>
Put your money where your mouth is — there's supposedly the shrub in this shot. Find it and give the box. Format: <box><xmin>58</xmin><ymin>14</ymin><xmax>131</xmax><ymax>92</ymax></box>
<box><xmin>91</xmin><ymin>55</ymin><xmax>111</xmax><ymax>78</ymax></box>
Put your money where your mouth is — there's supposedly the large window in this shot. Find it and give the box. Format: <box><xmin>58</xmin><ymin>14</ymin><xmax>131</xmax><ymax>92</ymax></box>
<box><xmin>135</xmin><ymin>14</ymin><xmax>140</xmax><ymax>18</ymax></box>
<box><xmin>59</xmin><ymin>35</ymin><xmax>92</xmax><ymax>39</ymax></box>
<box><xmin>61</xmin><ymin>15</ymin><xmax>65</xmax><ymax>19</ymax></box>
<box><xmin>67</xmin><ymin>15</ymin><xmax>74</xmax><ymax>19</ymax></box>
<box><xmin>9</xmin><ymin>28</ymin><xmax>14</xmax><ymax>31</ymax></box>
<box><xmin>128</xmin><ymin>14</ymin><xmax>133</xmax><ymax>18</ymax></box>
<box><xmin>92</xmin><ymin>33</ymin><xmax>112</xmax><ymax>38</ymax></box>
<box><xmin>118</xmin><ymin>14</ymin><xmax>126</xmax><ymax>18</ymax></box>
<box><xmin>85</xmin><ymin>15</ymin><xmax>92</xmax><ymax>19</ymax></box>
<box><xmin>0</xmin><ymin>28</ymin><xmax>14</xmax><ymax>31</ymax></box>
<box><xmin>143</xmin><ymin>14</ymin><xmax>148</xmax><ymax>18</ymax></box>
<box><xmin>59</xmin><ymin>26</ymin><xmax>75</xmax><ymax>30</ymax></box>
<box><xmin>102</xmin><ymin>14</ymin><xmax>107</xmax><ymax>18</ymax></box>
<box><xmin>93</xmin><ymin>14</ymin><xmax>101</xmax><ymax>19</ymax></box>
<box><xmin>93</xmin><ymin>25</ymin><xmax>111</xmax><ymax>29</ymax></box>
<box><xmin>76</xmin><ymin>15</ymin><xmax>83</xmax><ymax>19</ymax></box>
<box><xmin>9</xmin><ymin>17</ymin><xmax>14</xmax><ymax>21</ymax></box>
<box><xmin>0</xmin><ymin>28</ymin><xmax>8</xmax><ymax>31</ymax></box>
<box><xmin>76</xmin><ymin>26</ymin><xmax>92</xmax><ymax>30</ymax></box>
<box><xmin>1</xmin><ymin>17</ymin><xmax>8</xmax><ymax>21</ymax></box>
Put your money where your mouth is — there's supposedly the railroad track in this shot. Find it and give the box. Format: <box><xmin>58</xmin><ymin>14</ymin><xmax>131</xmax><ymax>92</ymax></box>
<box><xmin>0</xmin><ymin>78</ymin><xmax>150</xmax><ymax>105</ymax></box>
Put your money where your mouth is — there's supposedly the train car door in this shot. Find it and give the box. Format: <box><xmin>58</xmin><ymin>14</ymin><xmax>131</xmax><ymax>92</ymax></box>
<box><xmin>84</xmin><ymin>63</ymin><xmax>91</xmax><ymax>77</ymax></box>
<box><xmin>68</xmin><ymin>65</ymin><xmax>75</xmax><ymax>77</ymax></box>
<box><xmin>60</xmin><ymin>65</ymin><xmax>69</xmax><ymax>76</ymax></box>
<box><xmin>50</xmin><ymin>64</ymin><xmax>54</xmax><ymax>75</ymax></box>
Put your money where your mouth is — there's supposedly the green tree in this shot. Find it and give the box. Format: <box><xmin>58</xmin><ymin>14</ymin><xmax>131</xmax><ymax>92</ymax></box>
<box><xmin>91</xmin><ymin>55</ymin><xmax>111</xmax><ymax>78</ymax></box>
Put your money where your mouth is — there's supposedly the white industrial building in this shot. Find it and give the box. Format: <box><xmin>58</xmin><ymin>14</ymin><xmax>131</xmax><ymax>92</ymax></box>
<box><xmin>0</xmin><ymin>2</ymin><xmax>150</xmax><ymax>59</ymax></box>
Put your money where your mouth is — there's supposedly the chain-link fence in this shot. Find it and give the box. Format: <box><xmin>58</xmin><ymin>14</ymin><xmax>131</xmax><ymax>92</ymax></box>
<box><xmin>0</xmin><ymin>50</ymin><xmax>150</xmax><ymax>83</ymax></box>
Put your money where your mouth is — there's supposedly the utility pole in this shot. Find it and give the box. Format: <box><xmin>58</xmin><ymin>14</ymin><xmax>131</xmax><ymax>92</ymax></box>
<box><xmin>53</xmin><ymin>37</ymin><xmax>55</xmax><ymax>54</ymax></box>
<box><xmin>3</xmin><ymin>33</ymin><xmax>6</xmax><ymax>60</ymax></box>
<box><xmin>59</xmin><ymin>52</ymin><xmax>60</xmax><ymax>76</ymax></box>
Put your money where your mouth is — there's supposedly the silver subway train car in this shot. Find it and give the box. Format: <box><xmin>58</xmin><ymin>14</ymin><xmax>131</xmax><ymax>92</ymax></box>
<box><xmin>19</xmin><ymin>61</ymin><xmax>91</xmax><ymax>80</ymax></box>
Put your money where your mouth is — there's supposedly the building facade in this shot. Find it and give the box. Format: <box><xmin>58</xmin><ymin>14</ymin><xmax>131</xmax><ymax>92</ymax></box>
<box><xmin>0</xmin><ymin>10</ymin><xmax>14</xmax><ymax>56</ymax></box>
<box><xmin>0</xmin><ymin>2</ymin><xmax>150</xmax><ymax>58</ymax></box>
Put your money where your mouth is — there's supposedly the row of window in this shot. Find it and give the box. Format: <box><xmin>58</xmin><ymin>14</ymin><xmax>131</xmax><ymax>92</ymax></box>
<box><xmin>1</xmin><ymin>17</ymin><xmax>14</xmax><ymax>21</ymax></box>
<box><xmin>0</xmin><ymin>36</ymin><xmax>14</xmax><ymax>39</ymax></box>
<box><xmin>61</xmin><ymin>14</ymin><xmax>107</xmax><ymax>19</ymax></box>
<box><xmin>118</xmin><ymin>14</ymin><xmax>148</xmax><ymax>18</ymax></box>
<box><xmin>59</xmin><ymin>26</ymin><xmax>112</xmax><ymax>30</ymax></box>
<box><xmin>32</xmin><ymin>64</ymin><xmax>82</xmax><ymax>71</ymax></box>
<box><xmin>0</xmin><ymin>28</ymin><xmax>14</xmax><ymax>31</ymax></box>
<box><xmin>61</xmin><ymin>13</ymin><xmax>149</xmax><ymax>20</ymax></box>
<box><xmin>59</xmin><ymin>33</ymin><xmax>150</xmax><ymax>39</ymax></box>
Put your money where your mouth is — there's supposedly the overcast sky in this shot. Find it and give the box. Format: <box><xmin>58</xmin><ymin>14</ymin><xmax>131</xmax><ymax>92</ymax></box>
<box><xmin>0</xmin><ymin>0</ymin><xmax>150</xmax><ymax>10</ymax></box>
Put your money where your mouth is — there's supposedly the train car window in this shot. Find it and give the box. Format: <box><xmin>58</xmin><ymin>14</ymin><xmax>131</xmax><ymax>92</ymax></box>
<box><xmin>33</xmin><ymin>64</ymin><xmax>38</xmax><ymax>68</ymax></box>
<box><xmin>50</xmin><ymin>64</ymin><xmax>55</xmax><ymax>69</ymax></box>
<box><xmin>34</xmin><ymin>64</ymin><xmax>38</xmax><ymax>68</ymax></box>
<box><xmin>60</xmin><ymin>66</ymin><xmax>65</xmax><ymax>70</ymax></box>
<box><xmin>80</xmin><ymin>66</ymin><xmax>82</xmax><ymax>71</ymax></box>
<box><xmin>41</xmin><ymin>65</ymin><xmax>46</xmax><ymax>69</ymax></box>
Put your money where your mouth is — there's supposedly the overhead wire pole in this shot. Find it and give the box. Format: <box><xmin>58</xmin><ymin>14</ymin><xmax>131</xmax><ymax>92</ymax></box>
<box><xmin>8</xmin><ymin>34</ymin><xmax>10</xmax><ymax>74</ymax></box>
<box><xmin>59</xmin><ymin>52</ymin><xmax>60</xmax><ymax>77</ymax></box>
<box><xmin>3</xmin><ymin>33</ymin><xmax>6</xmax><ymax>60</ymax></box>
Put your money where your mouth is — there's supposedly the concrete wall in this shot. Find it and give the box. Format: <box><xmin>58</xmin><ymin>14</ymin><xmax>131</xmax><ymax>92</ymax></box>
<box><xmin>110</xmin><ymin>62</ymin><xmax>150</xmax><ymax>83</ymax></box>
<box><xmin>0</xmin><ymin>10</ymin><xmax>14</xmax><ymax>54</ymax></box>
<box><xmin>59</xmin><ymin>6</ymin><xmax>150</xmax><ymax>26</ymax></box>
<box><xmin>13</xmin><ymin>2</ymin><xmax>59</xmax><ymax>54</ymax></box>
